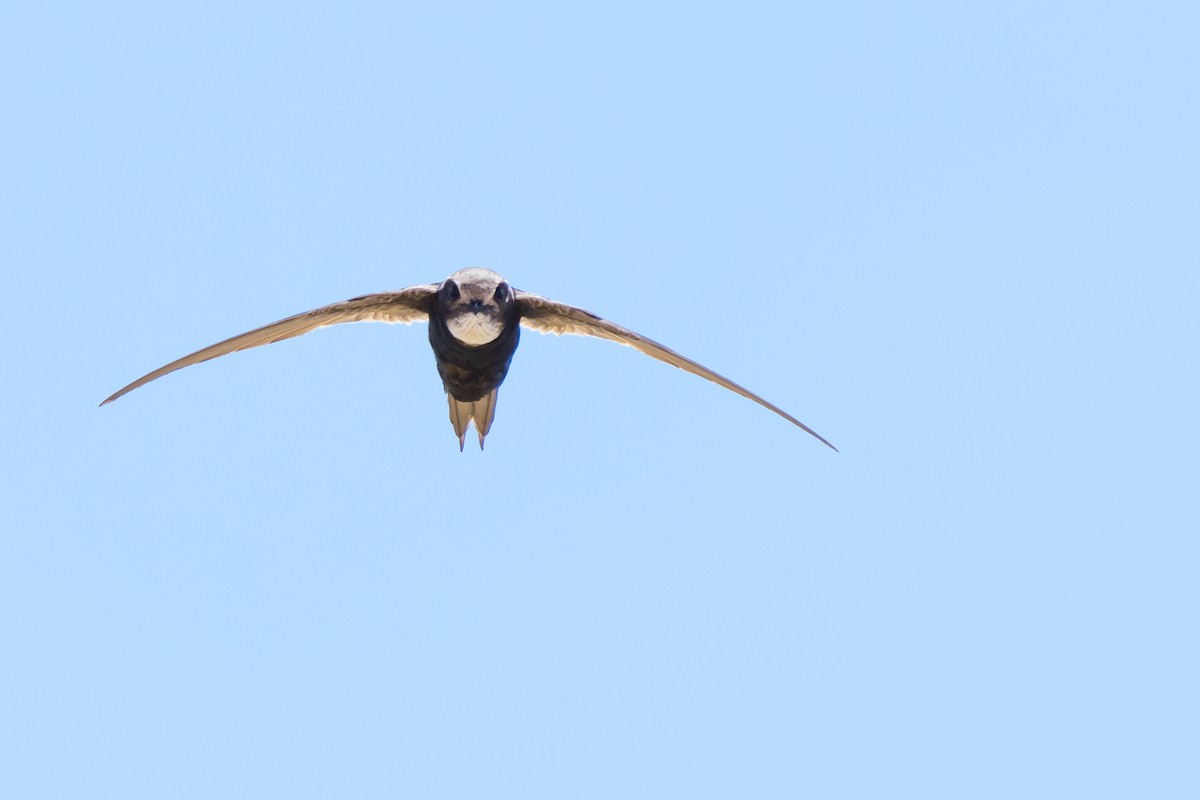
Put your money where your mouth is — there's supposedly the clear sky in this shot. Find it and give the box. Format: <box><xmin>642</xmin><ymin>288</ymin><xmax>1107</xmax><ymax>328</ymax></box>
<box><xmin>2</xmin><ymin>2</ymin><xmax>1197</xmax><ymax>798</ymax></box>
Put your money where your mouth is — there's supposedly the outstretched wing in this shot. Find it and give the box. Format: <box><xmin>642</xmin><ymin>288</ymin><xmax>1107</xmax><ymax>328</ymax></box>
<box><xmin>102</xmin><ymin>285</ymin><xmax>439</xmax><ymax>405</ymax></box>
<box><xmin>515</xmin><ymin>291</ymin><xmax>837</xmax><ymax>451</ymax></box>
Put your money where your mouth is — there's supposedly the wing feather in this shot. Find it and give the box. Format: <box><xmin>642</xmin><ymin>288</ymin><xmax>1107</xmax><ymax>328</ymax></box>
<box><xmin>101</xmin><ymin>285</ymin><xmax>438</xmax><ymax>405</ymax></box>
<box><xmin>515</xmin><ymin>291</ymin><xmax>837</xmax><ymax>451</ymax></box>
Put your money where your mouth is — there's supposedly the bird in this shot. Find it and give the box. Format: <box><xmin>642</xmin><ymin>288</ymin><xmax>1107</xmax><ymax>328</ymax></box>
<box><xmin>101</xmin><ymin>268</ymin><xmax>836</xmax><ymax>451</ymax></box>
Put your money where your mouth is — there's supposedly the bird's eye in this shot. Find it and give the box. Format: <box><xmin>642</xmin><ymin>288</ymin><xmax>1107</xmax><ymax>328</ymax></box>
<box><xmin>444</xmin><ymin>280</ymin><xmax>461</xmax><ymax>301</ymax></box>
<box><xmin>493</xmin><ymin>282</ymin><xmax>509</xmax><ymax>302</ymax></box>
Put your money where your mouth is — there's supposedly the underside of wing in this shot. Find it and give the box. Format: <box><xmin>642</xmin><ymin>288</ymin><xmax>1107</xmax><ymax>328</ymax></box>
<box><xmin>102</xmin><ymin>285</ymin><xmax>439</xmax><ymax>405</ymax></box>
<box><xmin>515</xmin><ymin>290</ymin><xmax>837</xmax><ymax>451</ymax></box>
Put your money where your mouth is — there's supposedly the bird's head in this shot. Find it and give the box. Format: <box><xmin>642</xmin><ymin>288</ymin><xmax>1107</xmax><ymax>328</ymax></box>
<box><xmin>437</xmin><ymin>268</ymin><xmax>515</xmax><ymax>346</ymax></box>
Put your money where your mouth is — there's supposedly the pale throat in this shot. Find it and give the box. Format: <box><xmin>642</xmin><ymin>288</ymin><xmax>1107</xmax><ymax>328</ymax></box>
<box><xmin>446</xmin><ymin>312</ymin><xmax>504</xmax><ymax>345</ymax></box>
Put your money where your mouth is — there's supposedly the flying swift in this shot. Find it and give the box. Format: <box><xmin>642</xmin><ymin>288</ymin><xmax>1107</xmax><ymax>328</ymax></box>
<box><xmin>102</xmin><ymin>268</ymin><xmax>836</xmax><ymax>451</ymax></box>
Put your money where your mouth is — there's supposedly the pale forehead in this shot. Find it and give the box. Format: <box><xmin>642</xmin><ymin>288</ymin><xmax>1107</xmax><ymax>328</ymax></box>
<box><xmin>446</xmin><ymin>267</ymin><xmax>506</xmax><ymax>288</ymax></box>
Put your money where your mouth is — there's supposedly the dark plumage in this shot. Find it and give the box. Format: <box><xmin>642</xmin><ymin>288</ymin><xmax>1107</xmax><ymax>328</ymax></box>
<box><xmin>102</xmin><ymin>268</ymin><xmax>836</xmax><ymax>451</ymax></box>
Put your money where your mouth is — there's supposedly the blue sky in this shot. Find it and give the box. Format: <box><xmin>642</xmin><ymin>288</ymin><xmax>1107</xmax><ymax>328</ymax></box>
<box><xmin>2</xmin><ymin>1</ymin><xmax>1197</xmax><ymax>797</ymax></box>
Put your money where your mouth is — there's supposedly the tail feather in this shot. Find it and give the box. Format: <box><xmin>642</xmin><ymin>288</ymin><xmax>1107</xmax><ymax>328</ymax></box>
<box><xmin>448</xmin><ymin>395</ymin><xmax>471</xmax><ymax>451</ymax></box>
<box><xmin>447</xmin><ymin>389</ymin><xmax>499</xmax><ymax>450</ymax></box>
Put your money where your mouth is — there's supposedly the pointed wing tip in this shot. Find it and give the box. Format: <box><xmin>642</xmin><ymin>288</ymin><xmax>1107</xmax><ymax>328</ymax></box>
<box><xmin>100</xmin><ymin>383</ymin><xmax>139</xmax><ymax>406</ymax></box>
<box><xmin>807</xmin><ymin>430</ymin><xmax>839</xmax><ymax>452</ymax></box>
<box><xmin>793</xmin><ymin>421</ymin><xmax>838</xmax><ymax>452</ymax></box>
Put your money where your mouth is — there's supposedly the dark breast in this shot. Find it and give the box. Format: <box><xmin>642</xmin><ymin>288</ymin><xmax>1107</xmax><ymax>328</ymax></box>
<box><xmin>427</xmin><ymin>307</ymin><xmax>521</xmax><ymax>402</ymax></box>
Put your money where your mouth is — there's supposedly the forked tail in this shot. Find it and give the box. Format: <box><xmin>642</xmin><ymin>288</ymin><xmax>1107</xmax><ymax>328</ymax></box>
<box><xmin>447</xmin><ymin>389</ymin><xmax>499</xmax><ymax>451</ymax></box>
